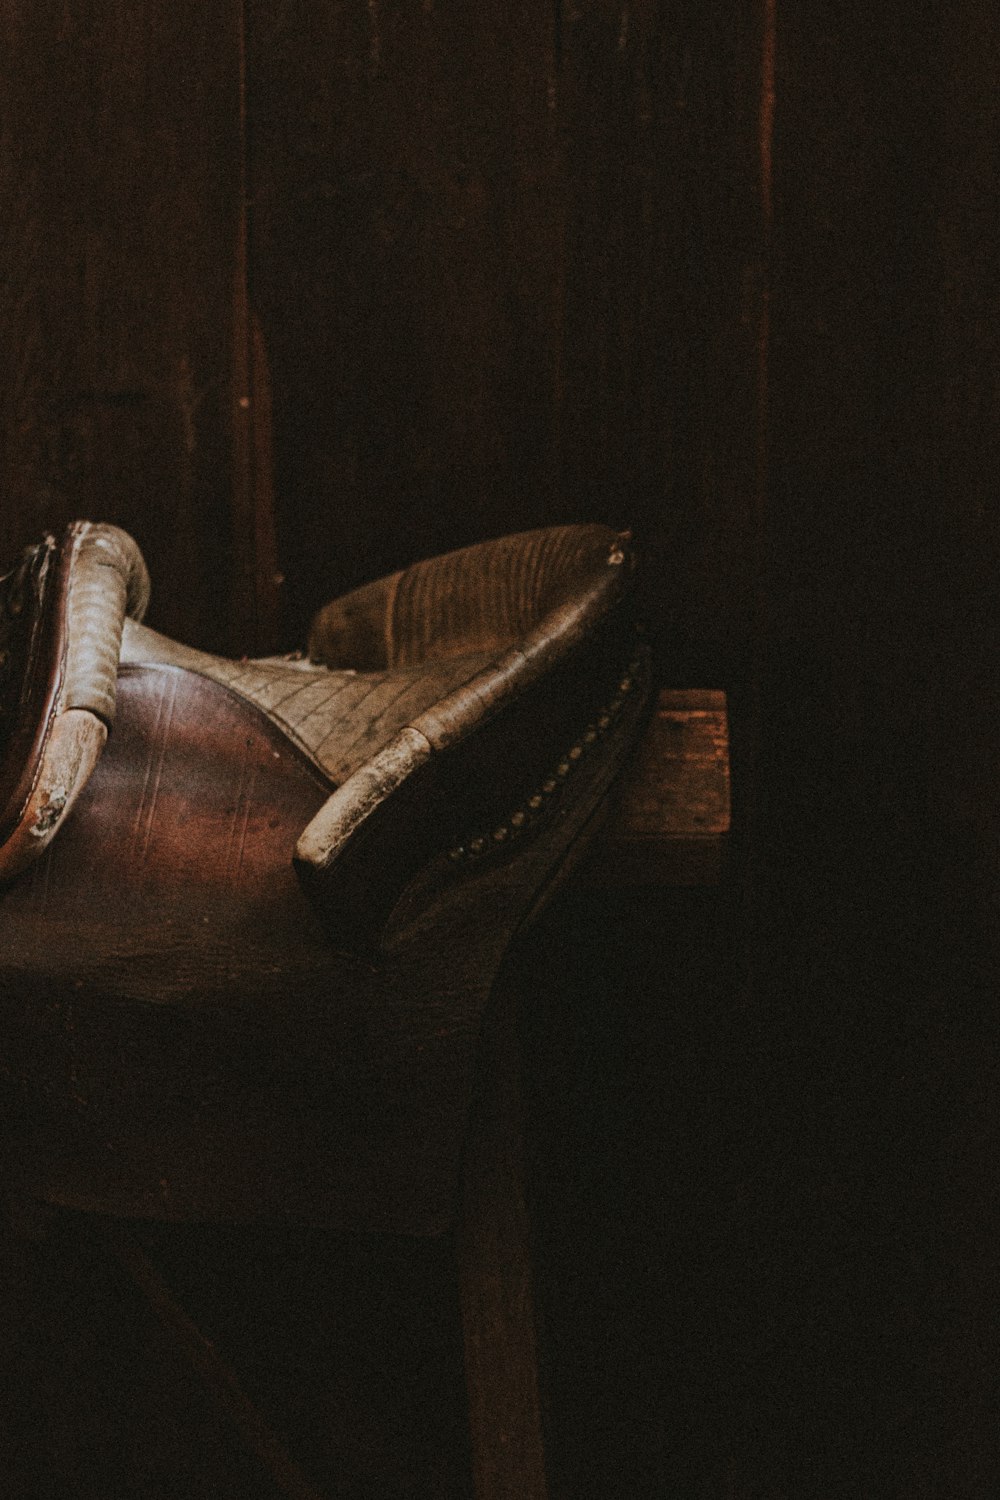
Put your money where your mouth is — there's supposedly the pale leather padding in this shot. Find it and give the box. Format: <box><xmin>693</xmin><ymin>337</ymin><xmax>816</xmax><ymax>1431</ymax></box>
<box><xmin>120</xmin><ymin>620</ymin><xmax>495</xmax><ymax>785</ymax></box>
<box><xmin>309</xmin><ymin>524</ymin><xmax>624</xmax><ymax>670</ymax></box>
<box><xmin>121</xmin><ymin>524</ymin><xmax>630</xmax><ymax>788</ymax></box>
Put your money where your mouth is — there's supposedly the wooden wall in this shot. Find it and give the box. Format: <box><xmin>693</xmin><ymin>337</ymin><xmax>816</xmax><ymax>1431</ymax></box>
<box><xmin>247</xmin><ymin>1</ymin><xmax>766</xmax><ymax>682</ymax></box>
<box><xmin>741</xmin><ymin>8</ymin><xmax>1000</xmax><ymax>1494</ymax></box>
<box><xmin>3</xmin><ymin>2</ymin><xmax>1000</xmax><ymax>1495</ymax></box>
<box><xmin>0</xmin><ymin>2</ymin><xmax>251</xmax><ymax>651</ymax></box>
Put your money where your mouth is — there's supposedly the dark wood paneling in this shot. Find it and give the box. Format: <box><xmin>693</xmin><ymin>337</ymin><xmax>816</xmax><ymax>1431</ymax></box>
<box><xmin>0</xmin><ymin>2</ymin><xmax>246</xmax><ymax>652</ymax></box>
<box><xmin>762</xmin><ymin>4</ymin><xmax>1000</xmax><ymax>1089</ymax></box>
<box><xmin>3</xmin><ymin>2</ymin><xmax>998</xmax><ymax>1493</ymax></box>
<box><xmin>746</xmin><ymin>7</ymin><xmax>1000</xmax><ymax>1494</ymax></box>
<box><xmin>762</xmin><ymin>8</ymin><xmax>941</xmax><ymax>885</ymax></box>
<box><xmin>247</xmin><ymin>0</ymin><xmax>563</xmax><ymax>646</ymax></box>
<box><xmin>927</xmin><ymin>1</ymin><xmax>1000</xmax><ymax>967</ymax></box>
<box><xmin>248</xmin><ymin>2</ymin><xmax>767</xmax><ymax>677</ymax></box>
<box><xmin>556</xmin><ymin>3</ymin><xmax>767</xmax><ymax>682</ymax></box>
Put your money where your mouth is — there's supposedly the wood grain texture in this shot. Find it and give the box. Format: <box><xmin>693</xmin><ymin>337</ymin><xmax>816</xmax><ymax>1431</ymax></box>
<box><xmin>246</xmin><ymin>0</ymin><xmax>563</xmax><ymax>644</ymax></box>
<box><xmin>761</xmin><ymin>8</ymin><xmax>1000</xmax><ymax>988</ymax></box>
<box><xmin>742</xmin><ymin>7</ymin><xmax>1000</xmax><ymax>1495</ymax></box>
<box><xmin>555</xmin><ymin>3</ymin><xmax>767</xmax><ymax>683</ymax></box>
<box><xmin>459</xmin><ymin>986</ymin><xmax>547</xmax><ymax>1500</ymax></box>
<box><xmin>924</xmin><ymin>1</ymin><xmax>1000</xmax><ymax>972</ymax></box>
<box><xmin>247</xmin><ymin>2</ymin><xmax>768</xmax><ymax>682</ymax></box>
<box><xmin>0</xmin><ymin>1</ymin><xmax>246</xmax><ymax>653</ymax></box>
<box><xmin>3</xmin><ymin>4</ymin><xmax>998</xmax><ymax>1494</ymax></box>
<box><xmin>593</xmin><ymin>687</ymin><xmax>730</xmax><ymax>885</ymax></box>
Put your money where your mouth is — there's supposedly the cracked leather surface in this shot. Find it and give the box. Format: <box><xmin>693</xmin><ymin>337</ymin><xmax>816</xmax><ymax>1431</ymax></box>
<box><xmin>120</xmin><ymin>620</ymin><xmax>496</xmax><ymax>785</ymax></box>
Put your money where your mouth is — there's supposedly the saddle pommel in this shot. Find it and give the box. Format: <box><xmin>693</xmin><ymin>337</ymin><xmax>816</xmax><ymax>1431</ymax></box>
<box><xmin>294</xmin><ymin>526</ymin><xmax>647</xmax><ymax>953</ymax></box>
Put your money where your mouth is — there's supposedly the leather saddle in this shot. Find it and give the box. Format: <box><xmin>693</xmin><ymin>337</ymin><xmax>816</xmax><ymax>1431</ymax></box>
<box><xmin>0</xmin><ymin>521</ymin><xmax>650</xmax><ymax>1233</ymax></box>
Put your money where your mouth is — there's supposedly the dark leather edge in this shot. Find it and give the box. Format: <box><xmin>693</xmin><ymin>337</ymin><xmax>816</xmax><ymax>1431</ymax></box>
<box><xmin>0</xmin><ymin>535</ymin><xmax>69</xmax><ymax>853</ymax></box>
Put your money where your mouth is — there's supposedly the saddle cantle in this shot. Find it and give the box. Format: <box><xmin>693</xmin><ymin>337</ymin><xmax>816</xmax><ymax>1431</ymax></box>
<box><xmin>0</xmin><ymin>522</ymin><xmax>650</xmax><ymax>1232</ymax></box>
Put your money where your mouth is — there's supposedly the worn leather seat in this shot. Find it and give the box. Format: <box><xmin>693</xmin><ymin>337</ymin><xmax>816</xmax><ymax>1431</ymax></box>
<box><xmin>0</xmin><ymin>521</ymin><xmax>650</xmax><ymax>1233</ymax></box>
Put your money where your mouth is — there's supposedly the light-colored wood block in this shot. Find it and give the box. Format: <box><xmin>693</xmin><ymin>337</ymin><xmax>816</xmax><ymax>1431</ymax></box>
<box><xmin>593</xmin><ymin>688</ymin><xmax>731</xmax><ymax>885</ymax></box>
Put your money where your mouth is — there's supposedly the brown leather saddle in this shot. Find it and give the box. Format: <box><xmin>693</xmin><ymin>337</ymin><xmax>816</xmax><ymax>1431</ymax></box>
<box><xmin>0</xmin><ymin>521</ymin><xmax>650</xmax><ymax>1233</ymax></box>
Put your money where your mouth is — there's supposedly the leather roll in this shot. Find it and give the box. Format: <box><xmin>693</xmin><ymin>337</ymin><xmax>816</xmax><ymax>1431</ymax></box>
<box><xmin>61</xmin><ymin>522</ymin><xmax>151</xmax><ymax>727</ymax></box>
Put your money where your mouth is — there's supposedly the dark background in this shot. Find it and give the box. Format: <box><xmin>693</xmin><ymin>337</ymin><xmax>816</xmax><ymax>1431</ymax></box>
<box><xmin>2</xmin><ymin>2</ymin><xmax>999</xmax><ymax>1495</ymax></box>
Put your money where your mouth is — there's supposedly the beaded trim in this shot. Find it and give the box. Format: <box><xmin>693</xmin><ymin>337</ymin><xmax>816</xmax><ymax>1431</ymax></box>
<box><xmin>447</xmin><ymin>650</ymin><xmax>644</xmax><ymax>863</ymax></box>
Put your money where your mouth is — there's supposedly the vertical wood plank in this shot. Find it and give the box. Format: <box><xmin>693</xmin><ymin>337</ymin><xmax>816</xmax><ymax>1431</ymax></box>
<box><xmin>926</xmin><ymin>0</ymin><xmax>1000</xmax><ymax>955</ymax></box>
<box><xmin>459</xmin><ymin>985</ymin><xmax>548</xmax><ymax>1500</ymax></box>
<box><xmin>0</xmin><ymin>1</ymin><xmax>247</xmax><ymax>651</ymax></box>
<box><xmin>555</xmin><ymin>2</ymin><xmax>766</xmax><ymax>682</ymax></box>
<box><xmin>248</xmin><ymin>0</ymin><xmax>565</xmax><ymax>646</ymax></box>
<box><xmin>748</xmin><ymin>5</ymin><xmax>1000</xmax><ymax>1494</ymax></box>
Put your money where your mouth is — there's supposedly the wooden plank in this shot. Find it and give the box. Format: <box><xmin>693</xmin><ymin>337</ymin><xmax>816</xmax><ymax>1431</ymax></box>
<box><xmin>761</xmin><ymin>10</ymin><xmax>1000</xmax><ymax>966</ymax></box>
<box><xmin>759</xmin><ymin>7</ymin><xmax>952</xmax><ymax>880</ymax></box>
<box><xmin>458</xmin><ymin>985</ymin><xmax>548</xmax><ymax>1500</ymax></box>
<box><xmin>925</xmin><ymin>1</ymin><xmax>1000</xmax><ymax>906</ymax></box>
<box><xmin>746</xmin><ymin>6</ymin><xmax>1000</xmax><ymax>1495</ymax></box>
<box><xmin>555</xmin><ymin>3</ymin><xmax>767</xmax><ymax>683</ymax></box>
<box><xmin>590</xmin><ymin>688</ymin><xmax>730</xmax><ymax>885</ymax></box>
<box><xmin>247</xmin><ymin>0</ymin><xmax>565</xmax><ymax>647</ymax></box>
<box><xmin>0</xmin><ymin>0</ymin><xmax>246</xmax><ymax>653</ymax></box>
